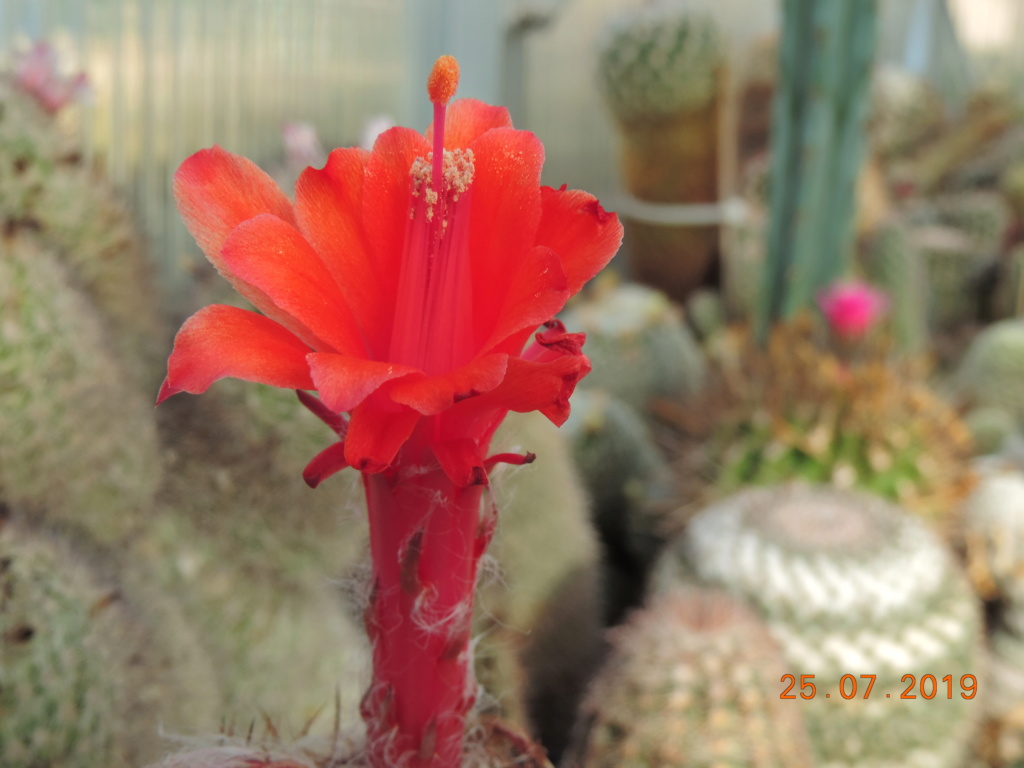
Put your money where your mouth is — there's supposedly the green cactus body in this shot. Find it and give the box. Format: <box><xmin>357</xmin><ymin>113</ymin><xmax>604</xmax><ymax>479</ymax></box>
<box><xmin>561</xmin><ymin>283</ymin><xmax>706</xmax><ymax>413</ymax></box>
<box><xmin>993</xmin><ymin>243</ymin><xmax>1024</xmax><ymax>319</ymax></box>
<box><xmin>857</xmin><ymin>219</ymin><xmax>929</xmax><ymax>355</ymax></box>
<box><xmin>963</xmin><ymin>406</ymin><xmax>1016</xmax><ymax>457</ymax></box>
<box><xmin>651</xmin><ymin>484</ymin><xmax>984</xmax><ymax>768</ymax></box>
<box><xmin>596</xmin><ymin>3</ymin><xmax>721</xmax><ymax>125</ymax></box>
<box><xmin>0</xmin><ymin>521</ymin><xmax>224</xmax><ymax>768</ymax></box>
<box><xmin>0</xmin><ymin>80</ymin><xmax>163</xmax><ymax>386</ymax></box>
<box><xmin>955</xmin><ymin>319</ymin><xmax>1024</xmax><ymax>426</ymax></box>
<box><xmin>567</xmin><ymin>587</ymin><xmax>814</xmax><ymax>767</ymax></box>
<box><xmin>0</xmin><ymin>528</ymin><xmax>114</xmax><ymax>767</ymax></box>
<box><xmin>684</xmin><ymin>288</ymin><xmax>725</xmax><ymax>342</ymax></box>
<box><xmin>151</xmin><ymin>392</ymin><xmax>372</xmax><ymax>734</ymax></box>
<box><xmin>0</xmin><ymin>233</ymin><xmax>161</xmax><ymax>543</ymax></box>
<box><xmin>478</xmin><ymin>411</ymin><xmax>604</xmax><ymax>756</ymax></box>
<box><xmin>563</xmin><ymin>389</ymin><xmax>671</xmax><ymax>550</ymax></box>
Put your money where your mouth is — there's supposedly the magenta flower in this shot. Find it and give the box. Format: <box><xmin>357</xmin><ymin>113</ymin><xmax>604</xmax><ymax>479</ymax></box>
<box><xmin>817</xmin><ymin>280</ymin><xmax>889</xmax><ymax>340</ymax></box>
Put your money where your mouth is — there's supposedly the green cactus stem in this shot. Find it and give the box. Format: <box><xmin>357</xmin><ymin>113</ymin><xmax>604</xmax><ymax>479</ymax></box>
<box><xmin>758</xmin><ymin>0</ymin><xmax>878</xmax><ymax>338</ymax></box>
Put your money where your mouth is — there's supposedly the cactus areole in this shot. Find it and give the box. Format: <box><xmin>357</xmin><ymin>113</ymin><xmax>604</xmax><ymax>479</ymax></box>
<box><xmin>157</xmin><ymin>56</ymin><xmax>622</xmax><ymax>768</ymax></box>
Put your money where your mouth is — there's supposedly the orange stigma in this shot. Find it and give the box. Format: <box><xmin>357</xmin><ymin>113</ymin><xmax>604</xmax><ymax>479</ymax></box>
<box><xmin>427</xmin><ymin>55</ymin><xmax>459</xmax><ymax>105</ymax></box>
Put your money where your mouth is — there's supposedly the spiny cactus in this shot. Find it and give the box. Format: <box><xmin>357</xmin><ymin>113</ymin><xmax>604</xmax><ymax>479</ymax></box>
<box><xmin>911</xmin><ymin>224</ymin><xmax>990</xmax><ymax>330</ymax></box>
<box><xmin>651</xmin><ymin>484</ymin><xmax>984</xmax><ymax>768</ymax></box>
<box><xmin>0</xmin><ymin>77</ymin><xmax>163</xmax><ymax>386</ymax></box>
<box><xmin>0</xmin><ymin>525</ymin><xmax>115</xmax><ymax>768</ymax></box>
<box><xmin>566</xmin><ymin>587</ymin><xmax>814</xmax><ymax>768</ymax></box>
<box><xmin>596</xmin><ymin>3</ymin><xmax>722</xmax><ymax>125</ymax></box>
<box><xmin>671</xmin><ymin>317</ymin><xmax>975</xmax><ymax>525</ymax></box>
<box><xmin>0</xmin><ymin>519</ymin><xmax>223</xmax><ymax>768</ymax></box>
<box><xmin>477</xmin><ymin>411</ymin><xmax>604</xmax><ymax>757</ymax></box>
<box><xmin>0</xmin><ymin>232</ymin><xmax>161</xmax><ymax>544</ymax></box>
<box><xmin>857</xmin><ymin>218</ymin><xmax>930</xmax><ymax>355</ymax></box>
<box><xmin>560</xmin><ymin>282</ymin><xmax>706</xmax><ymax>413</ymax></box>
<box><xmin>955</xmin><ymin>318</ymin><xmax>1024</xmax><ymax>425</ymax></box>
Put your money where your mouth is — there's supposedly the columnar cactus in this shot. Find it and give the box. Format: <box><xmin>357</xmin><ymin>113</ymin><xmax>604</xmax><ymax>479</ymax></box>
<box><xmin>0</xmin><ymin>232</ymin><xmax>161</xmax><ymax>544</ymax></box>
<box><xmin>561</xmin><ymin>282</ymin><xmax>706</xmax><ymax>413</ymax></box>
<box><xmin>566</xmin><ymin>587</ymin><xmax>815</xmax><ymax>767</ymax></box>
<box><xmin>759</xmin><ymin>0</ymin><xmax>878</xmax><ymax>335</ymax></box>
<box><xmin>651</xmin><ymin>484</ymin><xmax>984</xmax><ymax>768</ymax></box>
<box><xmin>0</xmin><ymin>77</ymin><xmax>164</xmax><ymax>386</ymax></box>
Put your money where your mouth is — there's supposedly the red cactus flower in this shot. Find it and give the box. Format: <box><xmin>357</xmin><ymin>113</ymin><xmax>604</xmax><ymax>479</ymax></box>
<box><xmin>817</xmin><ymin>279</ymin><xmax>889</xmax><ymax>340</ymax></box>
<box><xmin>159</xmin><ymin>56</ymin><xmax>621</xmax><ymax>768</ymax></box>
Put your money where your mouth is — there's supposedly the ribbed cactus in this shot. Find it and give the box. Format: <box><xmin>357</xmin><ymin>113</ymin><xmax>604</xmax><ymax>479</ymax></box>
<box><xmin>0</xmin><ymin>526</ymin><xmax>115</xmax><ymax>768</ymax></box>
<box><xmin>680</xmin><ymin>318</ymin><xmax>975</xmax><ymax>524</ymax></box>
<box><xmin>596</xmin><ymin>2</ymin><xmax>724</xmax><ymax>302</ymax></box>
<box><xmin>955</xmin><ymin>318</ymin><xmax>1024</xmax><ymax>425</ymax></box>
<box><xmin>759</xmin><ymin>0</ymin><xmax>878</xmax><ymax>336</ymax></box>
<box><xmin>651</xmin><ymin>484</ymin><xmax>984</xmax><ymax>768</ymax></box>
<box><xmin>566</xmin><ymin>587</ymin><xmax>814</xmax><ymax>768</ymax></box>
<box><xmin>561</xmin><ymin>282</ymin><xmax>706</xmax><ymax>413</ymax></box>
<box><xmin>0</xmin><ymin>232</ymin><xmax>161</xmax><ymax>544</ymax></box>
<box><xmin>857</xmin><ymin>218</ymin><xmax>930</xmax><ymax>355</ymax></box>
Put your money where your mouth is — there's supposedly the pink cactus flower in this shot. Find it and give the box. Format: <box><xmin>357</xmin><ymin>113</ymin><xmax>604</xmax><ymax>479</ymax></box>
<box><xmin>13</xmin><ymin>40</ymin><xmax>89</xmax><ymax>114</ymax></box>
<box><xmin>817</xmin><ymin>280</ymin><xmax>889</xmax><ymax>340</ymax></box>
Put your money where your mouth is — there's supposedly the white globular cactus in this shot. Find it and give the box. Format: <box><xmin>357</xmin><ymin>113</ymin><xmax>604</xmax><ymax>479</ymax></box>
<box><xmin>651</xmin><ymin>484</ymin><xmax>984</xmax><ymax>768</ymax></box>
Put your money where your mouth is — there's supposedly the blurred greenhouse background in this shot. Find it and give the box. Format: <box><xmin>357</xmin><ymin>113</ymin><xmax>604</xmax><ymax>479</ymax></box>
<box><xmin>0</xmin><ymin>0</ymin><xmax>1021</xmax><ymax>308</ymax></box>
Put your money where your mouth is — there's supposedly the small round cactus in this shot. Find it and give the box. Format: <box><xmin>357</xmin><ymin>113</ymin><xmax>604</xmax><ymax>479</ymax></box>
<box><xmin>596</xmin><ymin>2</ymin><xmax>722</xmax><ymax>125</ymax></box>
<box><xmin>561</xmin><ymin>282</ymin><xmax>706</xmax><ymax>413</ymax></box>
<box><xmin>651</xmin><ymin>484</ymin><xmax>985</xmax><ymax>768</ymax></box>
<box><xmin>566</xmin><ymin>587</ymin><xmax>814</xmax><ymax>767</ymax></box>
<box><xmin>963</xmin><ymin>466</ymin><xmax>1024</xmax><ymax>601</ymax></box>
<box><xmin>869</xmin><ymin>67</ymin><xmax>944</xmax><ymax>161</ymax></box>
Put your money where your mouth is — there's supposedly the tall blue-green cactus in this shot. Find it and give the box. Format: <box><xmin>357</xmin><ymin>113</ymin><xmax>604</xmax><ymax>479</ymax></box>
<box><xmin>758</xmin><ymin>0</ymin><xmax>879</xmax><ymax>339</ymax></box>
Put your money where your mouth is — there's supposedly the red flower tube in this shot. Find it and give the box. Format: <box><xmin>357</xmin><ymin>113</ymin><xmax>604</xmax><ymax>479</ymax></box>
<box><xmin>159</xmin><ymin>56</ymin><xmax>622</xmax><ymax>768</ymax></box>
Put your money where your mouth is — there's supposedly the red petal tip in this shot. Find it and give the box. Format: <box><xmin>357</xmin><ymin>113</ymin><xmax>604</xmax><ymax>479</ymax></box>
<box><xmin>155</xmin><ymin>378</ymin><xmax>180</xmax><ymax>405</ymax></box>
<box><xmin>302</xmin><ymin>442</ymin><xmax>350</xmax><ymax>488</ymax></box>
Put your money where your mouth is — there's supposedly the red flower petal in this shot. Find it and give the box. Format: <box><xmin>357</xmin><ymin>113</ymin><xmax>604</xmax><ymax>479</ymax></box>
<box><xmin>220</xmin><ymin>213</ymin><xmax>365</xmax><ymax>356</ymax></box>
<box><xmin>308</xmin><ymin>353</ymin><xmax>420</xmax><ymax>414</ymax></box>
<box><xmin>362</xmin><ymin>127</ymin><xmax>432</xmax><ymax>315</ymax></box>
<box><xmin>432</xmin><ymin>438</ymin><xmax>487</xmax><ymax>487</ymax></box>
<box><xmin>159</xmin><ymin>305</ymin><xmax>313</xmax><ymax>403</ymax></box>
<box><xmin>303</xmin><ymin>441</ymin><xmax>350</xmax><ymax>488</ymax></box>
<box><xmin>535</xmin><ymin>186</ymin><xmax>623</xmax><ymax>295</ymax></box>
<box><xmin>466</xmin><ymin>128</ymin><xmax>545</xmax><ymax>350</ymax></box>
<box><xmin>388</xmin><ymin>353</ymin><xmax>509</xmax><ymax>415</ymax></box>
<box><xmin>465</xmin><ymin>353</ymin><xmax>589</xmax><ymax>427</ymax></box>
<box><xmin>344</xmin><ymin>400</ymin><xmax>420</xmax><ymax>473</ymax></box>
<box><xmin>426</xmin><ymin>98</ymin><xmax>513</xmax><ymax>149</ymax></box>
<box><xmin>295</xmin><ymin>148</ymin><xmax>391</xmax><ymax>355</ymax></box>
<box><xmin>174</xmin><ymin>146</ymin><xmax>295</xmax><ymax>270</ymax></box>
<box><xmin>478</xmin><ymin>246</ymin><xmax>569</xmax><ymax>354</ymax></box>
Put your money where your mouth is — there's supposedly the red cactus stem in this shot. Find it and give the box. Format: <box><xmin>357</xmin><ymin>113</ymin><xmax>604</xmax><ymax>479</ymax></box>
<box><xmin>360</xmin><ymin>422</ymin><xmax>491</xmax><ymax>768</ymax></box>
